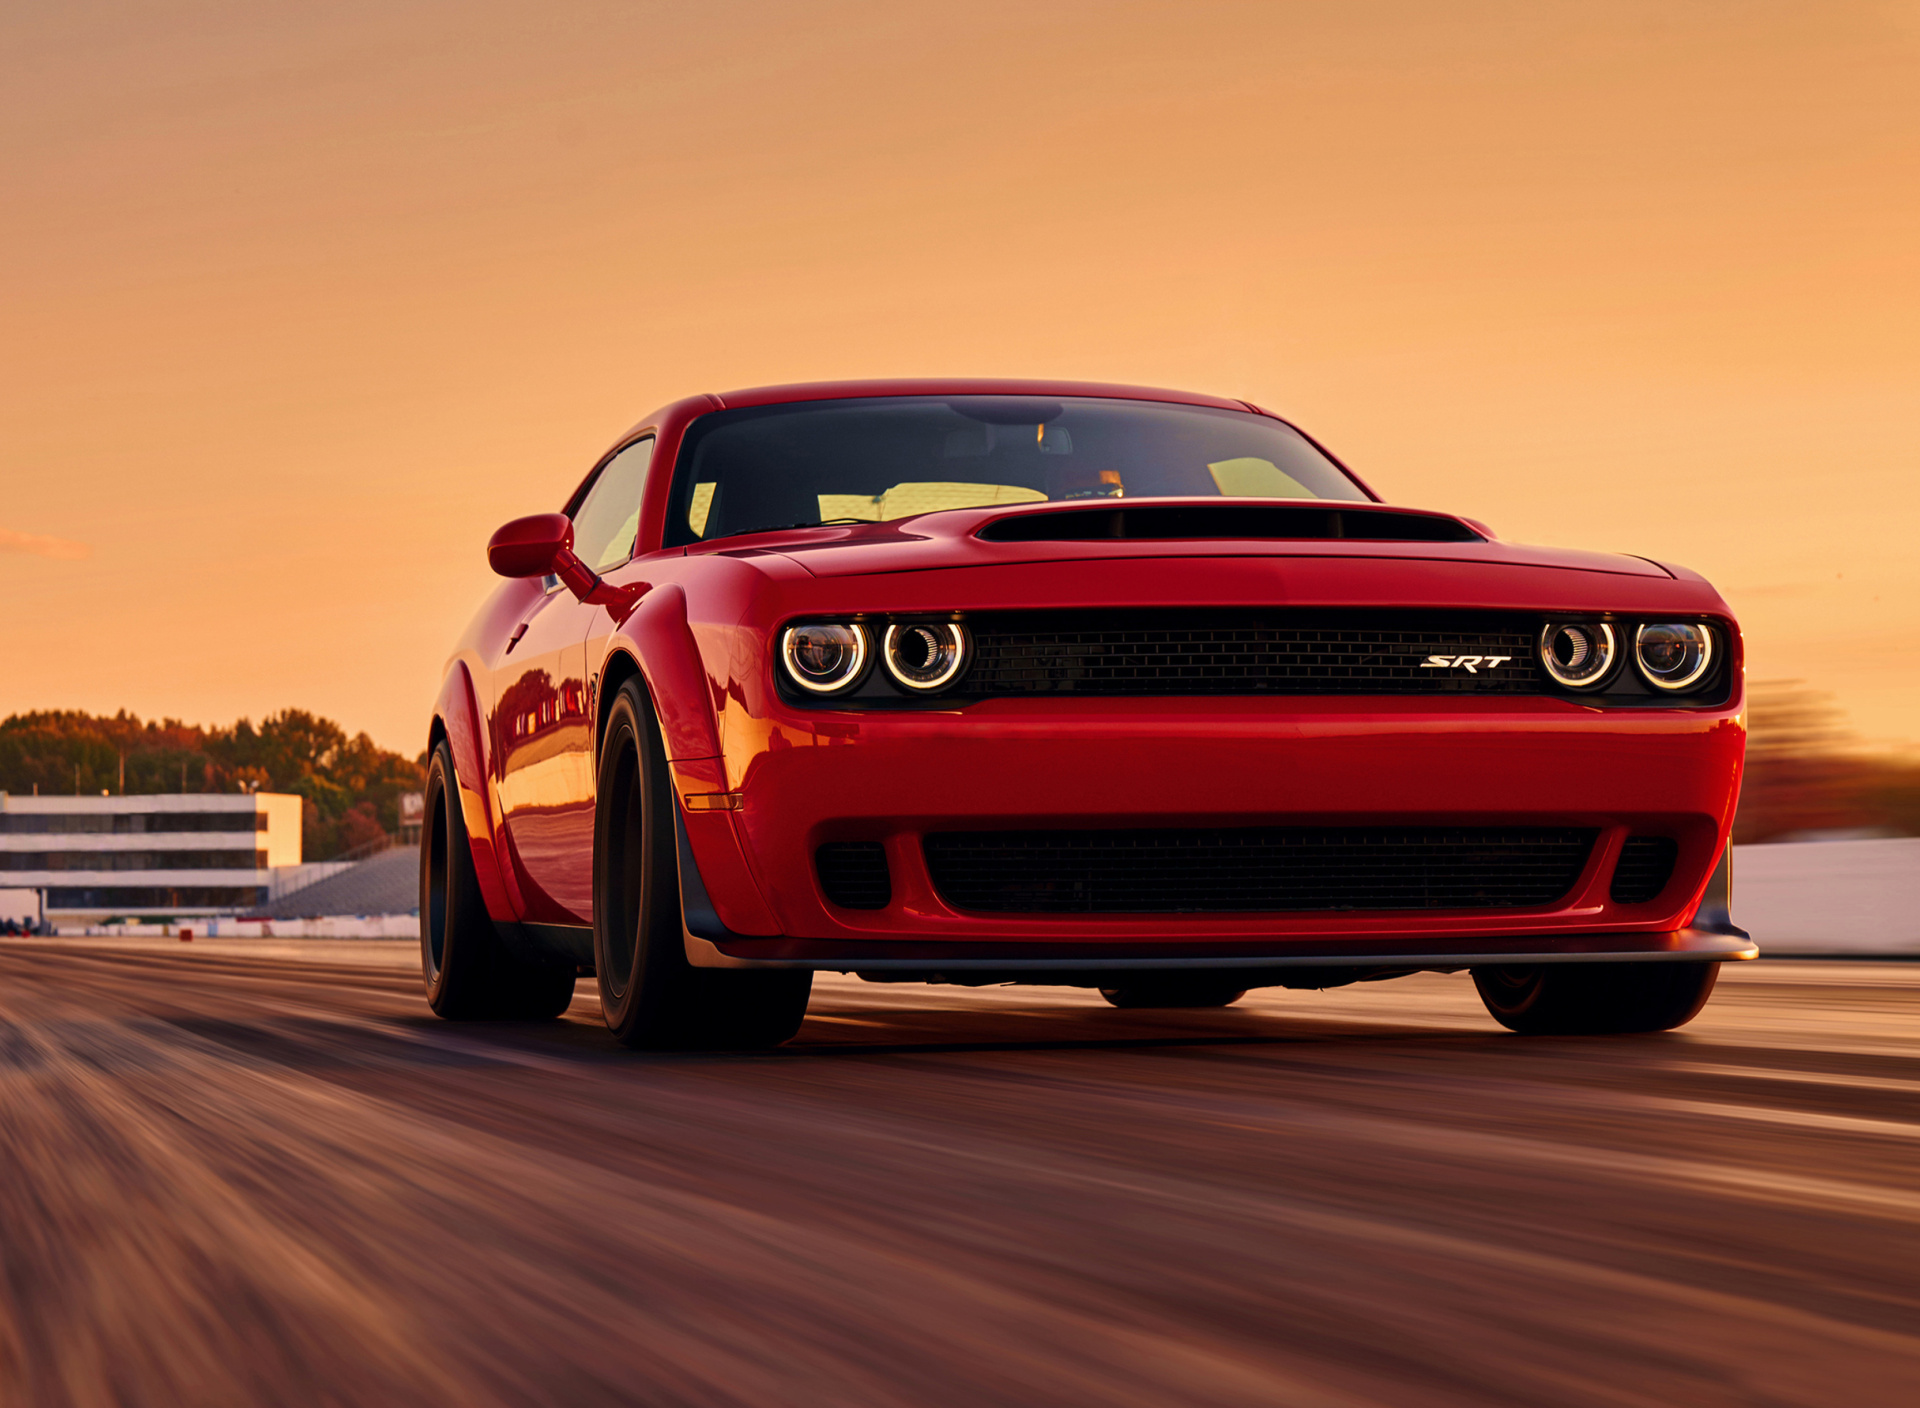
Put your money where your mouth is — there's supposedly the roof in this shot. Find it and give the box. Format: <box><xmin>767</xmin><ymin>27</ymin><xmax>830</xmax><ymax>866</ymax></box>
<box><xmin>0</xmin><ymin>792</ymin><xmax>292</xmax><ymax>814</ymax></box>
<box><xmin>709</xmin><ymin>378</ymin><xmax>1255</xmax><ymax>412</ymax></box>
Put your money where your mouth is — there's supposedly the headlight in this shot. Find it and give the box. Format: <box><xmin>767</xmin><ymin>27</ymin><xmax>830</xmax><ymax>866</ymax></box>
<box><xmin>883</xmin><ymin>623</ymin><xmax>967</xmax><ymax>691</ymax></box>
<box><xmin>781</xmin><ymin>623</ymin><xmax>868</xmax><ymax>694</ymax></box>
<box><xmin>1634</xmin><ymin>622</ymin><xmax>1714</xmax><ymax>692</ymax></box>
<box><xmin>1538</xmin><ymin>621</ymin><xmax>1616</xmax><ymax>690</ymax></box>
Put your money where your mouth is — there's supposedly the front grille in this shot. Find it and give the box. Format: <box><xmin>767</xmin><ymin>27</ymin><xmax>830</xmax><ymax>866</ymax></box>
<box><xmin>925</xmin><ymin>826</ymin><xmax>1597</xmax><ymax>913</ymax></box>
<box><xmin>955</xmin><ymin>611</ymin><xmax>1538</xmax><ymax>697</ymax></box>
<box><xmin>816</xmin><ymin>842</ymin><xmax>892</xmax><ymax>909</ymax></box>
<box><xmin>1610</xmin><ymin>836</ymin><xmax>1679</xmax><ymax>904</ymax></box>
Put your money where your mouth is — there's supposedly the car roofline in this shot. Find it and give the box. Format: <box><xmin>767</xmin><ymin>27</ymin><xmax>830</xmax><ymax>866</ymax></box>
<box><xmin>707</xmin><ymin>378</ymin><xmax>1253</xmax><ymax>412</ymax></box>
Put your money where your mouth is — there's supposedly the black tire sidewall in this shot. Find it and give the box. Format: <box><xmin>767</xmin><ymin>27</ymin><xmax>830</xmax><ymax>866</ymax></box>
<box><xmin>422</xmin><ymin>739</ymin><xmax>493</xmax><ymax>1014</ymax></box>
<box><xmin>592</xmin><ymin>680</ymin><xmax>683</xmax><ymax>1042</ymax></box>
<box><xmin>420</xmin><ymin>747</ymin><xmax>452</xmax><ymax>997</ymax></box>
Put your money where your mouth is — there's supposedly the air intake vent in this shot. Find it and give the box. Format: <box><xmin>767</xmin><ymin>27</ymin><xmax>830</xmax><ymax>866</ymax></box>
<box><xmin>976</xmin><ymin>504</ymin><xmax>1478</xmax><ymax>543</ymax></box>
<box><xmin>925</xmin><ymin>826</ymin><xmax>1597</xmax><ymax>914</ymax></box>
<box><xmin>816</xmin><ymin>842</ymin><xmax>891</xmax><ymax>909</ymax></box>
<box><xmin>1610</xmin><ymin>836</ymin><xmax>1679</xmax><ymax>904</ymax></box>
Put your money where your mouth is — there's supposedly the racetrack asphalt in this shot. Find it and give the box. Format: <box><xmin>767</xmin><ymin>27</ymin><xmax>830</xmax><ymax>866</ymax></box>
<box><xmin>1</xmin><ymin>940</ymin><xmax>1916</xmax><ymax>1407</ymax></box>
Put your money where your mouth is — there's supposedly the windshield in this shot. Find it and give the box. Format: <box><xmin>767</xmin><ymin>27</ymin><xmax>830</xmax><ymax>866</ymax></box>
<box><xmin>663</xmin><ymin>396</ymin><xmax>1366</xmax><ymax>545</ymax></box>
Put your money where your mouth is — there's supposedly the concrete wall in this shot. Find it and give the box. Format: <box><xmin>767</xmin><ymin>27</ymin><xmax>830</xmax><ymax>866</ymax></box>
<box><xmin>1735</xmin><ymin>837</ymin><xmax>1920</xmax><ymax>956</ymax></box>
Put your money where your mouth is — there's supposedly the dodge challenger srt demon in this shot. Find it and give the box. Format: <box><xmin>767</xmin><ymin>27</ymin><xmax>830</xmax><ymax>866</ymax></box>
<box><xmin>422</xmin><ymin>379</ymin><xmax>1752</xmax><ymax>1048</ymax></box>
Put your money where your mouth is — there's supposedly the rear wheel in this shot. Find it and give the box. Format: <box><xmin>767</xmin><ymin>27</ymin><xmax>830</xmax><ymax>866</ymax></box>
<box><xmin>1471</xmin><ymin>961</ymin><xmax>1719</xmax><ymax>1035</ymax></box>
<box><xmin>1099</xmin><ymin>980</ymin><xmax>1247</xmax><ymax>1010</ymax></box>
<box><xmin>421</xmin><ymin>740</ymin><xmax>577</xmax><ymax>1019</ymax></box>
<box><xmin>593</xmin><ymin>678</ymin><xmax>811</xmax><ymax>1050</ymax></box>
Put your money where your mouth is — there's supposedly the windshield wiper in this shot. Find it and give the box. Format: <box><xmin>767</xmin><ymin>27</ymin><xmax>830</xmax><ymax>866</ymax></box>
<box><xmin>713</xmin><ymin>517</ymin><xmax>871</xmax><ymax>540</ymax></box>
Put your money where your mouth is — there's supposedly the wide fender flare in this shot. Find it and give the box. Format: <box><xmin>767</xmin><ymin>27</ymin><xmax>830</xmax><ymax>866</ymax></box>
<box><xmin>606</xmin><ymin>584</ymin><xmax>781</xmax><ymax>936</ymax></box>
<box><xmin>431</xmin><ymin>660</ymin><xmax>523</xmax><ymax>924</ymax></box>
<box><xmin>609</xmin><ymin>583</ymin><xmax>723</xmax><ymax>763</ymax></box>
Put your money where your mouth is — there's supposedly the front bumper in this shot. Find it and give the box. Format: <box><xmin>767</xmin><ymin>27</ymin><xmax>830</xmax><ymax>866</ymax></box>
<box><xmin>676</xmin><ymin>694</ymin><xmax>1750</xmax><ymax>971</ymax></box>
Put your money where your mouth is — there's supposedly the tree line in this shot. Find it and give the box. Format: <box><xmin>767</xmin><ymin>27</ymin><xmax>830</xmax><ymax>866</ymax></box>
<box><xmin>1735</xmin><ymin>682</ymin><xmax>1920</xmax><ymax>843</ymax></box>
<box><xmin>0</xmin><ymin>709</ymin><xmax>424</xmax><ymax>862</ymax></box>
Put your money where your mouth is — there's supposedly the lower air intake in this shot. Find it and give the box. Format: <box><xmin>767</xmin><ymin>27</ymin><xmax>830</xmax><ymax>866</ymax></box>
<box><xmin>924</xmin><ymin>826</ymin><xmax>1597</xmax><ymax>914</ymax></box>
<box><xmin>816</xmin><ymin>842</ymin><xmax>892</xmax><ymax>909</ymax></box>
<box><xmin>1610</xmin><ymin>836</ymin><xmax>1679</xmax><ymax>904</ymax></box>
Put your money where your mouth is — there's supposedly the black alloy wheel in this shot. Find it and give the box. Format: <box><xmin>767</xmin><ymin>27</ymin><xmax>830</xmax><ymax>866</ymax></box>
<box><xmin>1471</xmin><ymin>961</ymin><xmax>1719</xmax><ymax>1035</ymax></box>
<box><xmin>420</xmin><ymin>740</ymin><xmax>577</xmax><ymax>1020</ymax></box>
<box><xmin>591</xmin><ymin>677</ymin><xmax>811</xmax><ymax>1050</ymax></box>
<box><xmin>1098</xmin><ymin>980</ymin><xmax>1248</xmax><ymax>1009</ymax></box>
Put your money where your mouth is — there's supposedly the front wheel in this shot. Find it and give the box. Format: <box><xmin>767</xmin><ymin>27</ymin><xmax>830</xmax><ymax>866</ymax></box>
<box><xmin>1471</xmin><ymin>961</ymin><xmax>1719</xmax><ymax>1035</ymax></box>
<box><xmin>593</xmin><ymin>678</ymin><xmax>811</xmax><ymax>1050</ymax></box>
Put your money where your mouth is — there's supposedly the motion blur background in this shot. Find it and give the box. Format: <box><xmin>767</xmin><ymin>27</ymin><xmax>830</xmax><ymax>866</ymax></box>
<box><xmin>3</xmin><ymin>0</ymin><xmax>1916</xmax><ymax>772</ymax></box>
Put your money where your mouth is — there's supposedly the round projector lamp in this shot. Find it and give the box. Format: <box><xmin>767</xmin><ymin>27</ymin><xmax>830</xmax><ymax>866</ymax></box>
<box><xmin>1538</xmin><ymin>621</ymin><xmax>1616</xmax><ymax>690</ymax></box>
<box><xmin>781</xmin><ymin>623</ymin><xmax>868</xmax><ymax>694</ymax></box>
<box><xmin>883</xmin><ymin>623</ymin><xmax>967</xmax><ymax>691</ymax></box>
<box><xmin>1634</xmin><ymin>622</ymin><xmax>1714</xmax><ymax>692</ymax></box>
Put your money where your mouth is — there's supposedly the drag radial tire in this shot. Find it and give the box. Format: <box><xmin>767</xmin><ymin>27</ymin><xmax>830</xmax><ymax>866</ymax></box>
<box><xmin>592</xmin><ymin>678</ymin><xmax>811</xmax><ymax>1050</ymax></box>
<box><xmin>1471</xmin><ymin>961</ymin><xmax>1719</xmax><ymax>1035</ymax></box>
<box><xmin>421</xmin><ymin>741</ymin><xmax>577</xmax><ymax>1020</ymax></box>
<box><xmin>1099</xmin><ymin>981</ymin><xmax>1247</xmax><ymax>1009</ymax></box>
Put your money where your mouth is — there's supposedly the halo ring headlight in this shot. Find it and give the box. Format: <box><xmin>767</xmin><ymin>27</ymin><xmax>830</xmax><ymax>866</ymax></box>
<box><xmin>883</xmin><ymin>623</ymin><xmax>967</xmax><ymax>692</ymax></box>
<box><xmin>1539</xmin><ymin>621</ymin><xmax>1617</xmax><ymax>690</ymax></box>
<box><xmin>1634</xmin><ymin>622</ymin><xmax>1714</xmax><ymax>692</ymax></box>
<box><xmin>781</xmin><ymin>623</ymin><xmax>868</xmax><ymax>694</ymax></box>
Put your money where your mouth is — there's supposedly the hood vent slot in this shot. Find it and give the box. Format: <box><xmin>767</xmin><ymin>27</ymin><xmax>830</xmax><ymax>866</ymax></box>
<box><xmin>975</xmin><ymin>504</ymin><xmax>1479</xmax><ymax>544</ymax></box>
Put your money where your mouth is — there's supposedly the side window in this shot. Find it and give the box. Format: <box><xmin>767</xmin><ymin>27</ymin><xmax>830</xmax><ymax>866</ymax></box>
<box><xmin>569</xmin><ymin>437</ymin><xmax>655</xmax><ymax>572</ymax></box>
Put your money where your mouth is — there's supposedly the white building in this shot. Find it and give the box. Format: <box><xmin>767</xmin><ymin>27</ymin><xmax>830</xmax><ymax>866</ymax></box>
<box><xmin>0</xmin><ymin>792</ymin><xmax>302</xmax><ymax>924</ymax></box>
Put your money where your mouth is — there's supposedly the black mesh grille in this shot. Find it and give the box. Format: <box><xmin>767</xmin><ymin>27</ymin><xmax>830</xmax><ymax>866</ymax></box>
<box><xmin>924</xmin><ymin>826</ymin><xmax>1598</xmax><ymax>913</ymax></box>
<box><xmin>1610</xmin><ymin>836</ymin><xmax>1679</xmax><ymax>904</ymax></box>
<box><xmin>816</xmin><ymin>842</ymin><xmax>892</xmax><ymax>909</ymax></box>
<box><xmin>955</xmin><ymin>611</ymin><xmax>1538</xmax><ymax>697</ymax></box>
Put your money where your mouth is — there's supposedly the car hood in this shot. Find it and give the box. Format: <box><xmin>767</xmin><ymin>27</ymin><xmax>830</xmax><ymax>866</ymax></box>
<box><xmin>694</xmin><ymin>499</ymin><xmax>1674</xmax><ymax>582</ymax></box>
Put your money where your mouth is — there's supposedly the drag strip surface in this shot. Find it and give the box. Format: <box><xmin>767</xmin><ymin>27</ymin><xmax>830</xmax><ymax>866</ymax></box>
<box><xmin>1</xmin><ymin>941</ymin><xmax>1916</xmax><ymax>1406</ymax></box>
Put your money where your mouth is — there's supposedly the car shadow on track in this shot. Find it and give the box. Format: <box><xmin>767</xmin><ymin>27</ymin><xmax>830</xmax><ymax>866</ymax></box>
<box><xmin>391</xmin><ymin>992</ymin><xmax>1533</xmax><ymax>1065</ymax></box>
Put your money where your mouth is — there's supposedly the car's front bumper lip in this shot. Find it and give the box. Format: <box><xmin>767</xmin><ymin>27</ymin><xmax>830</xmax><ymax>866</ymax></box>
<box><xmin>684</xmin><ymin>928</ymin><xmax>1757</xmax><ymax>973</ymax></box>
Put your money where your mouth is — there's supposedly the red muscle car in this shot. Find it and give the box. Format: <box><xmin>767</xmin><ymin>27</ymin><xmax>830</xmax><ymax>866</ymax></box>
<box><xmin>422</xmin><ymin>379</ymin><xmax>1752</xmax><ymax>1047</ymax></box>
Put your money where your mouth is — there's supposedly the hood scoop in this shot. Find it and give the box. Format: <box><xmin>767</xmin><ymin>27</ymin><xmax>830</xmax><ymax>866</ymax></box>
<box><xmin>974</xmin><ymin>502</ymin><xmax>1482</xmax><ymax>544</ymax></box>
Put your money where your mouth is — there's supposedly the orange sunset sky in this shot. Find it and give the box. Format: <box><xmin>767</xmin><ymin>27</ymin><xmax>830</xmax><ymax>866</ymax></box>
<box><xmin>3</xmin><ymin>1</ymin><xmax>1917</xmax><ymax>753</ymax></box>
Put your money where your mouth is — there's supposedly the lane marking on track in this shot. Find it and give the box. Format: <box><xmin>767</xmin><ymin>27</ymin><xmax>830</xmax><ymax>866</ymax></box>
<box><xmin>805</xmin><ymin>1015</ymin><xmax>896</xmax><ymax>1029</ymax></box>
<box><xmin>1671</xmin><ymin>1061</ymin><xmax>1920</xmax><ymax>1097</ymax></box>
<box><xmin>1644</xmin><ymin>1097</ymin><xmax>1920</xmax><ymax>1142</ymax></box>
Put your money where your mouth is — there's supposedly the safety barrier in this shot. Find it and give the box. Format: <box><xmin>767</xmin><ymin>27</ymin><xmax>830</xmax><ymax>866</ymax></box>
<box><xmin>1736</xmin><ymin>837</ymin><xmax>1920</xmax><ymax>956</ymax></box>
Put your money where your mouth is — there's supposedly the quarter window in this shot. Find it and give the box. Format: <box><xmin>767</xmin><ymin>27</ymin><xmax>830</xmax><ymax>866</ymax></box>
<box><xmin>570</xmin><ymin>437</ymin><xmax>656</xmax><ymax>572</ymax></box>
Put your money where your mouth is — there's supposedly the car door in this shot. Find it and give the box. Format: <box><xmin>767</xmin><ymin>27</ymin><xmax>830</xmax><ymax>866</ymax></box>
<box><xmin>493</xmin><ymin>435</ymin><xmax>656</xmax><ymax>923</ymax></box>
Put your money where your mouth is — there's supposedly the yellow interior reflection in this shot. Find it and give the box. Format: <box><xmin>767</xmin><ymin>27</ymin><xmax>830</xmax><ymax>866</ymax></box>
<box><xmin>819</xmin><ymin>483</ymin><xmax>1048</xmax><ymax>522</ymax></box>
<box><xmin>688</xmin><ymin>482</ymin><xmax>717</xmax><ymax>536</ymax></box>
<box><xmin>1207</xmin><ymin>457</ymin><xmax>1314</xmax><ymax>499</ymax></box>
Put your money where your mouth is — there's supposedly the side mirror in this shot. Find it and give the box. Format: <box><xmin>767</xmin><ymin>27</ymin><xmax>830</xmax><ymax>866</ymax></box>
<box><xmin>488</xmin><ymin>513</ymin><xmax>572</xmax><ymax>577</ymax></box>
<box><xmin>487</xmin><ymin>513</ymin><xmax>598</xmax><ymax>598</ymax></box>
